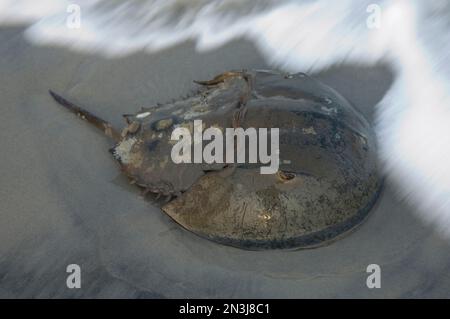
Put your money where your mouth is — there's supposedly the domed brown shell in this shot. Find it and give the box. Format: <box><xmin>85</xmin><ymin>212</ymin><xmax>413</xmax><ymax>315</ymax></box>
<box><xmin>112</xmin><ymin>70</ymin><xmax>382</xmax><ymax>250</ymax></box>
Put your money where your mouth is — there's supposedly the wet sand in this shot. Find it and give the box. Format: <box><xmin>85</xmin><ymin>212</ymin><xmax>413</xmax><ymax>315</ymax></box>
<box><xmin>1</xmin><ymin>26</ymin><xmax>450</xmax><ymax>298</ymax></box>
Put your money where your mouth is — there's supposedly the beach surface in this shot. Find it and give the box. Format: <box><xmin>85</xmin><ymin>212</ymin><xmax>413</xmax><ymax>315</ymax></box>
<box><xmin>1</xmin><ymin>26</ymin><xmax>450</xmax><ymax>298</ymax></box>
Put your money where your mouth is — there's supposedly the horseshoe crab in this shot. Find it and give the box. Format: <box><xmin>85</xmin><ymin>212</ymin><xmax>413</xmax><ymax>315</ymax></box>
<box><xmin>49</xmin><ymin>69</ymin><xmax>382</xmax><ymax>250</ymax></box>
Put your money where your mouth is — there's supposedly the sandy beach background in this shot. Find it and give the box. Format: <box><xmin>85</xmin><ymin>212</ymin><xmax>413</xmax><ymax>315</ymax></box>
<box><xmin>1</xmin><ymin>25</ymin><xmax>450</xmax><ymax>298</ymax></box>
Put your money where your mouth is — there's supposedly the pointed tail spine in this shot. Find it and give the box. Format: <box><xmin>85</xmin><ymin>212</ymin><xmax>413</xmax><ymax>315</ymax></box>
<box><xmin>49</xmin><ymin>90</ymin><xmax>121</xmax><ymax>142</ymax></box>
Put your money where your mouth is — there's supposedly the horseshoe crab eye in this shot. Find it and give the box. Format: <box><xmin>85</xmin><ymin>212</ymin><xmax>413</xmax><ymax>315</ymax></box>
<box><xmin>277</xmin><ymin>170</ymin><xmax>296</xmax><ymax>181</ymax></box>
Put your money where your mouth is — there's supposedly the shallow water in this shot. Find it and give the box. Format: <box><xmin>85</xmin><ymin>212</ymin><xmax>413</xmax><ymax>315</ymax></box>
<box><xmin>3</xmin><ymin>0</ymin><xmax>450</xmax><ymax>236</ymax></box>
<box><xmin>1</xmin><ymin>27</ymin><xmax>450</xmax><ymax>298</ymax></box>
